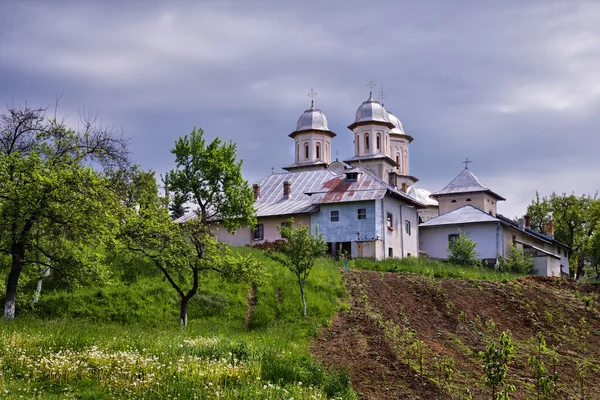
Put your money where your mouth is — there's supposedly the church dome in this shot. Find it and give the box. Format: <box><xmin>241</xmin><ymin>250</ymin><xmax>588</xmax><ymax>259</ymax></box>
<box><xmin>354</xmin><ymin>93</ymin><xmax>391</xmax><ymax>124</ymax></box>
<box><xmin>296</xmin><ymin>104</ymin><xmax>329</xmax><ymax>132</ymax></box>
<box><xmin>387</xmin><ymin>111</ymin><xmax>405</xmax><ymax>134</ymax></box>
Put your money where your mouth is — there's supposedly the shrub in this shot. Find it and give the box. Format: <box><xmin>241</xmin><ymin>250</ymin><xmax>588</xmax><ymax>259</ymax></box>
<box><xmin>250</xmin><ymin>239</ymin><xmax>287</xmax><ymax>251</ymax></box>
<box><xmin>447</xmin><ymin>233</ymin><xmax>480</xmax><ymax>267</ymax></box>
<box><xmin>498</xmin><ymin>243</ymin><xmax>533</xmax><ymax>274</ymax></box>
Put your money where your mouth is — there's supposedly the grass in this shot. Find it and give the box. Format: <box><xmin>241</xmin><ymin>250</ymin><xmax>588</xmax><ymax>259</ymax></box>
<box><xmin>0</xmin><ymin>248</ymin><xmax>354</xmax><ymax>399</ymax></box>
<box><xmin>351</xmin><ymin>256</ymin><xmax>525</xmax><ymax>281</ymax></box>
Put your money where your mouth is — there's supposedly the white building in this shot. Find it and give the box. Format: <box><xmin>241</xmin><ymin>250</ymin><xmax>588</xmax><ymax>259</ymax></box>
<box><xmin>185</xmin><ymin>92</ymin><xmax>429</xmax><ymax>260</ymax></box>
<box><xmin>419</xmin><ymin>167</ymin><xmax>571</xmax><ymax>276</ymax></box>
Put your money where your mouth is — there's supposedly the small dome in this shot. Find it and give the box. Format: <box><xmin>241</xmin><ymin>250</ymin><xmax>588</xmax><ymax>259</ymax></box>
<box><xmin>296</xmin><ymin>104</ymin><xmax>329</xmax><ymax>132</ymax></box>
<box><xmin>354</xmin><ymin>93</ymin><xmax>391</xmax><ymax>124</ymax></box>
<box><xmin>387</xmin><ymin>111</ymin><xmax>405</xmax><ymax>134</ymax></box>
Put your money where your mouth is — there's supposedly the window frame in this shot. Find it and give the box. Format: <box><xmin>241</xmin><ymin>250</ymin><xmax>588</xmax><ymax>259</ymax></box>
<box><xmin>330</xmin><ymin>210</ymin><xmax>339</xmax><ymax>222</ymax></box>
<box><xmin>387</xmin><ymin>212</ymin><xmax>394</xmax><ymax>230</ymax></box>
<box><xmin>357</xmin><ymin>208</ymin><xmax>367</xmax><ymax>220</ymax></box>
<box><xmin>253</xmin><ymin>223</ymin><xmax>264</xmax><ymax>241</ymax></box>
<box><xmin>404</xmin><ymin>220</ymin><xmax>411</xmax><ymax>235</ymax></box>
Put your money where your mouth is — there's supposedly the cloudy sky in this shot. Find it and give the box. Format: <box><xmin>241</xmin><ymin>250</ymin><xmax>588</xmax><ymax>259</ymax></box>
<box><xmin>1</xmin><ymin>0</ymin><xmax>599</xmax><ymax>218</ymax></box>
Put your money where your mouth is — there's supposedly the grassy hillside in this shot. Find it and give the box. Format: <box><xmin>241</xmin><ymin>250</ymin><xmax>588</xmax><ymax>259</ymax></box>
<box><xmin>0</xmin><ymin>248</ymin><xmax>354</xmax><ymax>399</ymax></box>
<box><xmin>313</xmin><ymin>269</ymin><xmax>600</xmax><ymax>399</ymax></box>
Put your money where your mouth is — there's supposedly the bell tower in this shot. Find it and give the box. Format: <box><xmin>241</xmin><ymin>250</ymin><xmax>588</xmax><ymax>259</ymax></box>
<box><xmin>283</xmin><ymin>89</ymin><xmax>336</xmax><ymax>172</ymax></box>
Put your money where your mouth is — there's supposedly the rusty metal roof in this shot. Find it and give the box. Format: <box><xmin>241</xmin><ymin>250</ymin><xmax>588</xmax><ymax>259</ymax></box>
<box><xmin>306</xmin><ymin>167</ymin><xmax>426</xmax><ymax>207</ymax></box>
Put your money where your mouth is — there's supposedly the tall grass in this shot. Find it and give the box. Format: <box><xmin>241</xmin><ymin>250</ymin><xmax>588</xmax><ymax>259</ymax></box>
<box><xmin>351</xmin><ymin>256</ymin><xmax>524</xmax><ymax>281</ymax></box>
<box><xmin>0</xmin><ymin>248</ymin><xmax>354</xmax><ymax>399</ymax></box>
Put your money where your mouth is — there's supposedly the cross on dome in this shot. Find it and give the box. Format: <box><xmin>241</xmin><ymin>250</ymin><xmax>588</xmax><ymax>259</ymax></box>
<box><xmin>366</xmin><ymin>80</ymin><xmax>376</xmax><ymax>96</ymax></box>
<box><xmin>377</xmin><ymin>86</ymin><xmax>388</xmax><ymax>106</ymax></box>
<box><xmin>463</xmin><ymin>158</ymin><xmax>472</xmax><ymax>169</ymax></box>
<box><xmin>307</xmin><ymin>88</ymin><xmax>318</xmax><ymax>107</ymax></box>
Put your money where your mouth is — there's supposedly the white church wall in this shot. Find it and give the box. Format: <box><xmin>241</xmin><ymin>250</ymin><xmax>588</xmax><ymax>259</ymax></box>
<box><xmin>419</xmin><ymin>223</ymin><xmax>499</xmax><ymax>260</ymax></box>
<box><xmin>383</xmin><ymin>196</ymin><xmax>419</xmax><ymax>258</ymax></box>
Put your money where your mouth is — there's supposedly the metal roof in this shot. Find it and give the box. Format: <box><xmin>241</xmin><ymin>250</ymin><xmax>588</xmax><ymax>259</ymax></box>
<box><xmin>387</xmin><ymin>111</ymin><xmax>405</xmax><ymax>134</ymax></box>
<box><xmin>252</xmin><ymin>169</ymin><xmax>337</xmax><ymax>217</ymax></box>
<box><xmin>420</xmin><ymin>205</ymin><xmax>499</xmax><ymax>227</ymax></box>
<box><xmin>431</xmin><ymin>168</ymin><xmax>505</xmax><ymax>200</ymax></box>
<box><xmin>306</xmin><ymin>166</ymin><xmax>426</xmax><ymax>207</ymax></box>
<box><xmin>408</xmin><ymin>186</ymin><xmax>438</xmax><ymax>207</ymax></box>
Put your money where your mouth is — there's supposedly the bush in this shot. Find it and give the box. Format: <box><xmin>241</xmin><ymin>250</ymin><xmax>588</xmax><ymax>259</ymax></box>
<box><xmin>250</xmin><ymin>239</ymin><xmax>287</xmax><ymax>251</ymax></box>
<box><xmin>447</xmin><ymin>233</ymin><xmax>480</xmax><ymax>267</ymax></box>
<box><xmin>498</xmin><ymin>243</ymin><xmax>533</xmax><ymax>274</ymax></box>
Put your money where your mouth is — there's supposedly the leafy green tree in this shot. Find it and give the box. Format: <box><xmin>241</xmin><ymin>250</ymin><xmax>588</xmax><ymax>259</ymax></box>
<box><xmin>271</xmin><ymin>221</ymin><xmax>327</xmax><ymax>318</ymax></box>
<box><xmin>528</xmin><ymin>333</ymin><xmax>559</xmax><ymax>400</ymax></box>
<box><xmin>169</xmin><ymin>192</ymin><xmax>188</xmax><ymax>220</ymax></box>
<box><xmin>498</xmin><ymin>243</ymin><xmax>533</xmax><ymax>274</ymax></box>
<box><xmin>479</xmin><ymin>331</ymin><xmax>516</xmax><ymax>399</ymax></box>
<box><xmin>120</xmin><ymin>127</ymin><xmax>260</xmax><ymax>328</ymax></box>
<box><xmin>447</xmin><ymin>232</ymin><xmax>479</xmax><ymax>267</ymax></box>
<box><xmin>527</xmin><ymin>192</ymin><xmax>600</xmax><ymax>280</ymax></box>
<box><xmin>168</xmin><ymin>127</ymin><xmax>256</xmax><ymax>231</ymax></box>
<box><xmin>0</xmin><ymin>104</ymin><xmax>129</xmax><ymax>320</ymax></box>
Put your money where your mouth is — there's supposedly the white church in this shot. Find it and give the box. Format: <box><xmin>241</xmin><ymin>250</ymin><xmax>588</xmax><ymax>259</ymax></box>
<box><xmin>179</xmin><ymin>87</ymin><xmax>571</xmax><ymax>275</ymax></box>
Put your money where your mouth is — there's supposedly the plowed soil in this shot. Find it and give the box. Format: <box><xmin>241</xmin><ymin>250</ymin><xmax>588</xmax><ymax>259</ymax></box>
<box><xmin>311</xmin><ymin>270</ymin><xmax>600</xmax><ymax>399</ymax></box>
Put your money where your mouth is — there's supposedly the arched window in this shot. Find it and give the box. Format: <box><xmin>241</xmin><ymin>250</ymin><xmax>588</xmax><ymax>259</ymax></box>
<box><xmin>396</xmin><ymin>153</ymin><xmax>400</xmax><ymax>165</ymax></box>
<box><xmin>325</xmin><ymin>142</ymin><xmax>329</xmax><ymax>162</ymax></box>
<box><xmin>386</xmin><ymin>135</ymin><xmax>389</xmax><ymax>155</ymax></box>
<box><xmin>355</xmin><ymin>134</ymin><xmax>360</xmax><ymax>154</ymax></box>
<box><xmin>296</xmin><ymin>143</ymin><xmax>300</xmax><ymax>162</ymax></box>
<box><xmin>364</xmin><ymin>133</ymin><xmax>370</xmax><ymax>151</ymax></box>
<box><xmin>466</xmin><ymin>198</ymin><xmax>472</xmax><ymax>202</ymax></box>
<box><xmin>403</xmin><ymin>150</ymin><xmax>408</xmax><ymax>173</ymax></box>
<box><xmin>304</xmin><ymin>142</ymin><xmax>309</xmax><ymax>160</ymax></box>
<box><xmin>376</xmin><ymin>133</ymin><xmax>381</xmax><ymax>150</ymax></box>
<box><xmin>316</xmin><ymin>142</ymin><xmax>321</xmax><ymax>160</ymax></box>
<box><xmin>451</xmin><ymin>200</ymin><xmax>457</xmax><ymax>203</ymax></box>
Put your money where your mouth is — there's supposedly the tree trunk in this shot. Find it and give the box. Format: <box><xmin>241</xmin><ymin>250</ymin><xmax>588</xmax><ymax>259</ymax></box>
<box><xmin>32</xmin><ymin>267</ymin><xmax>50</xmax><ymax>306</ymax></box>
<box><xmin>576</xmin><ymin>257</ymin><xmax>585</xmax><ymax>281</ymax></box>
<box><xmin>299</xmin><ymin>281</ymin><xmax>307</xmax><ymax>318</ymax></box>
<box><xmin>4</xmin><ymin>243</ymin><xmax>25</xmax><ymax>320</ymax></box>
<box><xmin>180</xmin><ymin>297</ymin><xmax>189</xmax><ymax>329</ymax></box>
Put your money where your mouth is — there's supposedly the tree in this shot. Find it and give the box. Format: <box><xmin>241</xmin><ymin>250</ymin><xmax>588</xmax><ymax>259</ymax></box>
<box><xmin>527</xmin><ymin>192</ymin><xmax>600</xmax><ymax>280</ymax></box>
<box><xmin>271</xmin><ymin>221</ymin><xmax>327</xmax><ymax>318</ymax></box>
<box><xmin>498</xmin><ymin>243</ymin><xmax>533</xmax><ymax>274</ymax></box>
<box><xmin>169</xmin><ymin>192</ymin><xmax>188</xmax><ymax>220</ymax></box>
<box><xmin>479</xmin><ymin>331</ymin><xmax>516</xmax><ymax>399</ymax></box>
<box><xmin>447</xmin><ymin>232</ymin><xmax>479</xmax><ymax>267</ymax></box>
<box><xmin>121</xmin><ymin>127</ymin><xmax>260</xmax><ymax>328</ymax></box>
<box><xmin>0</xmin><ymin>104</ymin><xmax>129</xmax><ymax>320</ymax></box>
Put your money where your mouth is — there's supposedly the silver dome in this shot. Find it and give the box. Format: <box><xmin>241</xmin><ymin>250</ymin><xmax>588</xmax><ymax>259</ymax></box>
<box><xmin>387</xmin><ymin>111</ymin><xmax>405</xmax><ymax>134</ymax></box>
<box><xmin>354</xmin><ymin>93</ymin><xmax>391</xmax><ymax>124</ymax></box>
<box><xmin>296</xmin><ymin>105</ymin><xmax>329</xmax><ymax>132</ymax></box>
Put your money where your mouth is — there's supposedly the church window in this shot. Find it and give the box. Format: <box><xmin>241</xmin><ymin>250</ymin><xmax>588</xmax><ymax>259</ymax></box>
<box><xmin>388</xmin><ymin>247</ymin><xmax>393</xmax><ymax>258</ymax></box>
<box><xmin>296</xmin><ymin>143</ymin><xmax>300</xmax><ymax>162</ymax></box>
<box><xmin>253</xmin><ymin>224</ymin><xmax>264</xmax><ymax>241</ymax></box>
<box><xmin>405</xmin><ymin>220</ymin><xmax>411</xmax><ymax>235</ymax></box>
<box><xmin>330</xmin><ymin>210</ymin><xmax>339</xmax><ymax>222</ymax></box>
<box><xmin>376</xmin><ymin>133</ymin><xmax>381</xmax><ymax>150</ymax></box>
<box><xmin>396</xmin><ymin>153</ymin><xmax>400</xmax><ymax>165</ymax></box>
<box><xmin>387</xmin><ymin>212</ymin><xmax>393</xmax><ymax>229</ymax></box>
<box><xmin>364</xmin><ymin>133</ymin><xmax>370</xmax><ymax>151</ymax></box>
<box><xmin>466</xmin><ymin>198</ymin><xmax>472</xmax><ymax>202</ymax></box>
<box><xmin>316</xmin><ymin>142</ymin><xmax>321</xmax><ymax>160</ymax></box>
<box><xmin>451</xmin><ymin>200</ymin><xmax>457</xmax><ymax>203</ymax></box>
<box><xmin>325</xmin><ymin>142</ymin><xmax>329</xmax><ymax>162</ymax></box>
<box><xmin>304</xmin><ymin>142</ymin><xmax>309</xmax><ymax>159</ymax></box>
<box><xmin>357</xmin><ymin>208</ymin><xmax>367</xmax><ymax>220</ymax></box>
<box><xmin>355</xmin><ymin>134</ymin><xmax>360</xmax><ymax>154</ymax></box>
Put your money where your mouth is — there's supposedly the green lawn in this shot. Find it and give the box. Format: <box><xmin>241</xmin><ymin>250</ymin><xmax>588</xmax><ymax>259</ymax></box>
<box><xmin>0</xmin><ymin>248</ymin><xmax>353</xmax><ymax>399</ymax></box>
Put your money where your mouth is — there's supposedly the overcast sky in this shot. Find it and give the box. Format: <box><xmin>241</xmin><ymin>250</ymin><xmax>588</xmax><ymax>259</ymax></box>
<box><xmin>1</xmin><ymin>0</ymin><xmax>599</xmax><ymax>219</ymax></box>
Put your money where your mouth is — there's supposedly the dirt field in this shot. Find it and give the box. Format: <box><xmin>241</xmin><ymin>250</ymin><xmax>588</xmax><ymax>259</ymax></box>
<box><xmin>311</xmin><ymin>270</ymin><xmax>600</xmax><ymax>399</ymax></box>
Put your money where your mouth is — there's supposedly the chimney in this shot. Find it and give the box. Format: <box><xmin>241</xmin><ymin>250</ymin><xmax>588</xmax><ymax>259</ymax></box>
<box><xmin>252</xmin><ymin>184</ymin><xmax>260</xmax><ymax>201</ymax></box>
<box><xmin>283</xmin><ymin>181</ymin><xmax>291</xmax><ymax>198</ymax></box>
<box><xmin>524</xmin><ymin>215</ymin><xmax>531</xmax><ymax>229</ymax></box>
<box><xmin>518</xmin><ymin>218</ymin><xmax>525</xmax><ymax>229</ymax></box>
<box><xmin>401</xmin><ymin>183</ymin><xmax>407</xmax><ymax>193</ymax></box>
<box><xmin>545</xmin><ymin>221</ymin><xmax>554</xmax><ymax>238</ymax></box>
<box><xmin>388</xmin><ymin>172</ymin><xmax>397</xmax><ymax>188</ymax></box>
